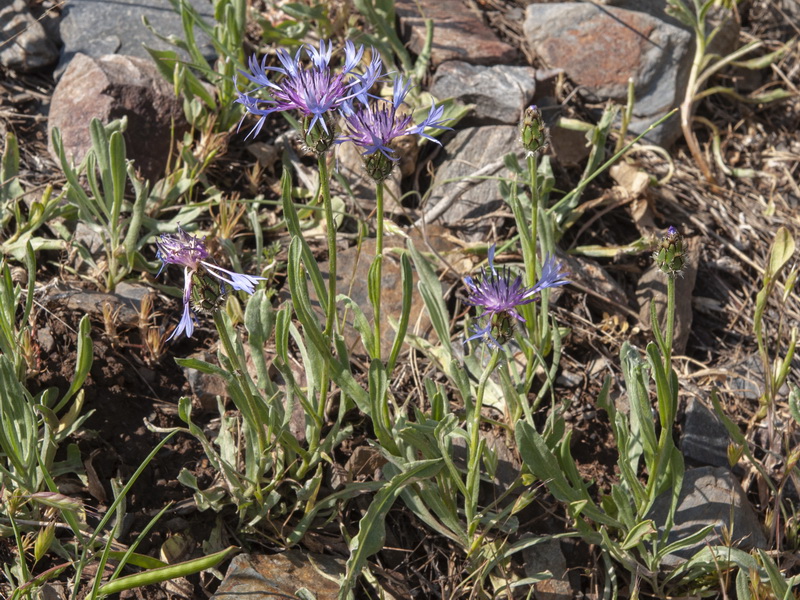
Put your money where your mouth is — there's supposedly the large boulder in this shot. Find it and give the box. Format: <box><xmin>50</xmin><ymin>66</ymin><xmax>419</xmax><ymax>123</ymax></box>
<box><xmin>47</xmin><ymin>53</ymin><xmax>188</xmax><ymax>182</ymax></box>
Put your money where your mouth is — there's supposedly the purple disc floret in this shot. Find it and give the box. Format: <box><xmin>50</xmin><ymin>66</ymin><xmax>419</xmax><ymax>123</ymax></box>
<box><xmin>464</xmin><ymin>245</ymin><xmax>569</xmax><ymax>347</ymax></box>
<box><xmin>235</xmin><ymin>40</ymin><xmax>381</xmax><ymax>141</ymax></box>
<box><xmin>339</xmin><ymin>75</ymin><xmax>452</xmax><ymax>161</ymax></box>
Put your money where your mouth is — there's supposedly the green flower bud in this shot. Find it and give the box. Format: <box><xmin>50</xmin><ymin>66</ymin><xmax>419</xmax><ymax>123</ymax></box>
<box><xmin>520</xmin><ymin>105</ymin><xmax>549</xmax><ymax>156</ymax></box>
<box><xmin>364</xmin><ymin>151</ymin><xmax>395</xmax><ymax>182</ymax></box>
<box><xmin>492</xmin><ymin>312</ymin><xmax>515</xmax><ymax>346</ymax></box>
<box><xmin>191</xmin><ymin>271</ymin><xmax>228</xmax><ymax>314</ymax></box>
<box><xmin>303</xmin><ymin>113</ymin><xmax>337</xmax><ymax>156</ymax></box>
<box><xmin>654</xmin><ymin>226</ymin><xmax>686</xmax><ymax>276</ymax></box>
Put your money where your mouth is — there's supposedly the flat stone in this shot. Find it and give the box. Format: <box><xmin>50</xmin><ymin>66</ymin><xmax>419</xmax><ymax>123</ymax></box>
<box><xmin>56</xmin><ymin>0</ymin><xmax>215</xmax><ymax>78</ymax></box>
<box><xmin>396</xmin><ymin>0</ymin><xmax>518</xmax><ymax>68</ymax></box>
<box><xmin>42</xmin><ymin>285</ymin><xmax>141</xmax><ymax>327</ymax></box>
<box><xmin>47</xmin><ymin>53</ymin><xmax>188</xmax><ymax>182</ymax></box>
<box><xmin>426</xmin><ymin>125</ymin><xmax>520</xmax><ymax>240</ymax></box>
<box><xmin>182</xmin><ymin>352</ymin><xmax>230</xmax><ymax>412</ymax></box>
<box><xmin>680</xmin><ymin>397</ymin><xmax>731</xmax><ymax>468</ymax></box>
<box><xmin>312</xmin><ymin>234</ymin><xmax>443</xmax><ymax>357</ymax></box>
<box><xmin>523</xmin><ymin>2</ymin><xmax>693</xmax><ymax>147</ymax></box>
<box><xmin>430</xmin><ymin>61</ymin><xmax>536</xmax><ymax>126</ymax></box>
<box><xmin>522</xmin><ymin>538</ymin><xmax>572</xmax><ymax>600</ymax></box>
<box><xmin>635</xmin><ymin>235</ymin><xmax>700</xmax><ymax>355</ymax></box>
<box><xmin>557</xmin><ymin>253</ymin><xmax>630</xmax><ymax>310</ymax></box>
<box><xmin>212</xmin><ymin>552</ymin><xmax>345</xmax><ymax>600</ymax></box>
<box><xmin>0</xmin><ymin>0</ymin><xmax>58</xmax><ymax>71</ymax></box>
<box><xmin>646</xmin><ymin>466</ymin><xmax>766</xmax><ymax>568</ymax></box>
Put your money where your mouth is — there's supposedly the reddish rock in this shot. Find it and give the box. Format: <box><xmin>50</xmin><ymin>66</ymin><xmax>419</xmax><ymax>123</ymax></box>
<box><xmin>524</xmin><ymin>2</ymin><xmax>694</xmax><ymax>146</ymax></box>
<box><xmin>47</xmin><ymin>53</ymin><xmax>187</xmax><ymax>182</ymax></box>
<box><xmin>396</xmin><ymin>0</ymin><xmax>518</xmax><ymax>68</ymax></box>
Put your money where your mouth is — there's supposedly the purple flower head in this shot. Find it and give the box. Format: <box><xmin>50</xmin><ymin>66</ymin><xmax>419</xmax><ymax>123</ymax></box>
<box><xmin>340</xmin><ymin>76</ymin><xmax>451</xmax><ymax>161</ymax></box>
<box><xmin>156</xmin><ymin>226</ymin><xmax>266</xmax><ymax>340</ymax></box>
<box><xmin>338</xmin><ymin>76</ymin><xmax>451</xmax><ymax>180</ymax></box>
<box><xmin>464</xmin><ymin>245</ymin><xmax>569</xmax><ymax>347</ymax></box>
<box><xmin>235</xmin><ymin>40</ymin><xmax>381</xmax><ymax>150</ymax></box>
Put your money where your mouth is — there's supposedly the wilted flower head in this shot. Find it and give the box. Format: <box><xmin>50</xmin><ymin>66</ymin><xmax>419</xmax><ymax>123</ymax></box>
<box><xmin>338</xmin><ymin>75</ymin><xmax>451</xmax><ymax>181</ymax></box>
<box><xmin>464</xmin><ymin>245</ymin><xmax>569</xmax><ymax>347</ymax></box>
<box><xmin>654</xmin><ymin>226</ymin><xmax>686</xmax><ymax>277</ymax></box>
<box><xmin>235</xmin><ymin>40</ymin><xmax>381</xmax><ymax>154</ymax></box>
<box><xmin>156</xmin><ymin>227</ymin><xmax>265</xmax><ymax>340</ymax></box>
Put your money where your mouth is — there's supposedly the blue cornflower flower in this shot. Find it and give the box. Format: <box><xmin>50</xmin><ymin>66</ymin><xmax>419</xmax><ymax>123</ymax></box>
<box><xmin>235</xmin><ymin>40</ymin><xmax>380</xmax><ymax>154</ymax></box>
<box><xmin>464</xmin><ymin>245</ymin><xmax>569</xmax><ymax>347</ymax></box>
<box><xmin>156</xmin><ymin>227</ymin><xmax>265</xmax><ymax>340</ymax></box>
<box><xmin>338</xmin><ymin>75</ymin><xmax>452</xmax><ymax>180</ymax></box>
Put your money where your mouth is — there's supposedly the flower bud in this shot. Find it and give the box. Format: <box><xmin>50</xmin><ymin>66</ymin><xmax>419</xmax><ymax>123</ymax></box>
<box><xmin>364</xmin><ymin>150</ymin><xmax>395</xmax><ymax>182</ymax></box>
<box><xmin>303</xmin><ymin>113</ymin><xmax>337</xmax><ymax>155</ymax></box>
<box><xmin>191</xmin><ymin>272</ymin><xmax>228</xmax><ymax>314</ymax></box>
<box><xmin>520</xmin><ymin>105</ymin><xmax>549</xmax><ymax>156</ymax></box>
<box><xmin>655</xmin><ymin>226</ymin><xmax>686</xmax><ymax>276</ymax></box>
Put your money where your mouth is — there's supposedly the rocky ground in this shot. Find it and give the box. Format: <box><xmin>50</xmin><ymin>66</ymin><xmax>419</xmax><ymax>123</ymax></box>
<box><xmin>1</xmin><ymin>0</ymin><xmax>799</xmax><ymax>598</ymax></box>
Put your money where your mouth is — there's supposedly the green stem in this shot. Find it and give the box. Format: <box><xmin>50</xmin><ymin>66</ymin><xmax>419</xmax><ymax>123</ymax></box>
<box><xmin>466</xmin><ymin>348</ymin><xmax>502</xmax><ymax>541</ymax></box>
<box><xmin>664</xmin><ymin>274</ymin><xmax>675</xmax><ymax>367</ymax></box>
<box><xmin>523</xmin><ymin>154</ymin><xmax>541</xmax><ymax>386</ymax></box>
<box><xmin>527</xmin><ymin>154</ymin><xmax>541</xmax><ymax>277</ymax></box>
<box><xmin>373</xmin><ymin>181</ymin><xmax>384</xmax><ymax>361</ymax></box>
<box><xmin>213</xmin><ymin>311</ymin><xmax>269</xmax><ymax>459</ymax></box>
<box><xmin>317</xmin><ymin>154</ymin><xmax>336</xmax><ymax>427</ymax></box>
<box><xmin>318</xmin><ymin>154</ymin><xmax>337</xmax><ymax>337</ymax></box>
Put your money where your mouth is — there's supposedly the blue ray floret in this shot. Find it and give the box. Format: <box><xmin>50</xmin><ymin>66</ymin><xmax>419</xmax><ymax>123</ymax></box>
<box><xmin>464</xmin><ymin>245</ymin><xmax>569</xmax><ymax>347</ymax></box>
<box><xmin>338</xmin><ymin>75</ymin><xmax>451</xmax><ymax>180</ymax></box>
<box><xmin>235</xmin><ymin>40</ymin><xmax>380</xmax><ymax>146</ymax></box>
<box><xmin>339</xmin><ymin>75</ymin><xmax>451</xmax><ymax>161</ymax></box>
<box><xmin>156</xmin><ymin>226</ymin><xmax>265</xmax><ymax>340</ymax></box>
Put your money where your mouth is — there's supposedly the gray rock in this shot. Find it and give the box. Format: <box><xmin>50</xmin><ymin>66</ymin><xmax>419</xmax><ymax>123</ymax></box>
<box><xmin>523</xmin><ymin>538</ymin><xmax>572</xmax><ymax>600</ymax></box>
<box><xmin>728</xmin><ymin>354</ymin><xmax>762</xmax><ymax>402</ymax></box>
<box><xmin>430</xmin><ymin>61</ymin><xmax>536</xmax><ymax>126</ymax></box>
<box><xmin>646</xmin><ymin>466</ymin><xmax>766</xmax><ymax>568</ymax></box>
<box><xmin>396</xmin><ymin>0</ymin><xmax>518</xmax><ymax>68</ymax></box>
<box><xmin>56</xmin><ymin>0</ymin><xmax>215</xmax><ymax>79</ymax></box>
<box><xmin>42</xmin><ymin>286</ymin><xmax>140</xmax><ymax>327</ymax></box>
<box><xmin>182</xmin><ymin>352</ymin><xmax>229</xmax><ymax>412</ymax></box>
<box><xmin>425</xmin><ymin>125</ymin><xmax>520</xmax><ymax>240</ymax></box>
<box><xmin>0</xmin><ymin>0</ymin><xmax>58</xmax><ymax>71</ymax></box>
<box><xmin>680</xmin><ymin>397</ymin><xmax>731</xmax><ymax>468</ymax></box>
<box><xmin>73</xmin><ymin>222</ymin><xmax>104</xmax><ymax>259</ymax></box>
<box><xmin>47</xmin><ymin>53</ymin><xmax>188</xmax><ymax>182</ymax></box>
<box><xmin>212</xmin><ymin>552</ymin><xmax>344</xmax><ymax>600</ymax></box>
<box><xmin>524</xmin><ymin>2</ymin><xmax>693</xmax><ymax>147</ymax></box>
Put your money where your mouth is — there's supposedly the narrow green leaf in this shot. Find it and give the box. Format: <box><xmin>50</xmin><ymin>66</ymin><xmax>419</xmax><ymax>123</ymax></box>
<box><xmin>767</xmin><ymin>226</ymin><xmax>795</xmax><ymax>280</ymax></box>
<box><xmin>108</xmin><ymin>131</ymin><xmax>127</xmax><ymax>224</ymax></box>
<box><xmin>98</xmin><ymin>546</ymin><xmax>238</xmax><ymax>595</ymax></box>
<box><xmin>407</xmin><ymin>239</ymin><xmax>450</xmax><ymax>352</ymax></box>
<box><xmin>340</xmin><ymin>460</ymin><xmax>442</xmax><ymax>598</ymax></box>
<box><xmin>340</xmin><ymin>294</ymin><xmax>375</xmax><ymax>357</ymax></box>
<box><xmin>620</xmin><ymin>519</ymin><xmax>655</xmax><ymax>550</ymax></box>
<box><xmin>387</xmin><ymin>252</ymin><xmax>412</xmax><ymax>371</ymax></box>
